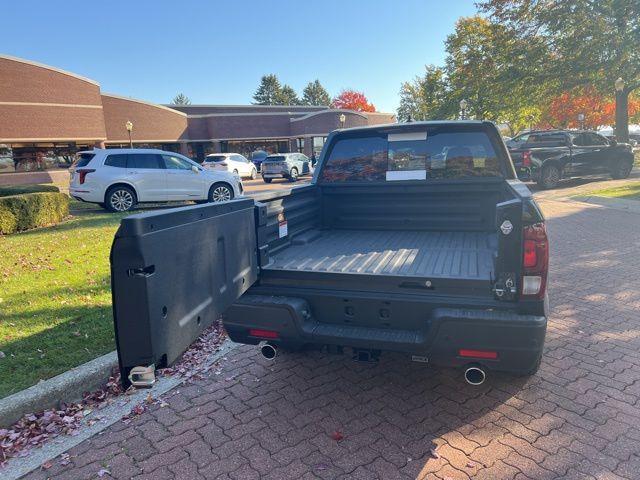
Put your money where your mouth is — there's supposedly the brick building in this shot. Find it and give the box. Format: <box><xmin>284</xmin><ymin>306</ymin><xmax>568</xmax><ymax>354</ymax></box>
<box><xmin>0</xmin><ymin>54</ymin><xmax>395</xmax><ymax>173</ymax></box>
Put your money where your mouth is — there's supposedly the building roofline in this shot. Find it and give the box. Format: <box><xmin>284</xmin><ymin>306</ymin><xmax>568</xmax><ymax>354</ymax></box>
<box><xmin>101</xmin><ymin>93</ymin><xmax>188</xmax><ymax>117</ymax></box>
<box><xmin>290</xmin><ymin>109</ymin><xmax>370</xmax><ymax>122</ymax></box>
<box><xmin>187</xmin><ymin>111</ymin><xmax>311</xmax><ymax>118</ymax></box>
<box><xmin>0</xmin><ymin>54</ymin><xmax>100</xmax><ymax>86</ymax></box>
<box><xmin>167</xmin><ymin>104</ymin><xmax>329</xmax><ymax>109</ymax></box>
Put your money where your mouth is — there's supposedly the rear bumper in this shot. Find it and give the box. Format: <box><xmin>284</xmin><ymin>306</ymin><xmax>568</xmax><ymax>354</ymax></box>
<box><xmin>262</xmin><ymin>171</ymin><xmax>289</xmax><ymax>179</ymax></box>
<box><xmin>223</xmin><ymin>295</ymin><xmax>547</xmax><ymax>374</ymax></box>
<box><xmin>69</xmin><ymin>188</ymin><xmax>102</xmax><ymax>203</ymax></box>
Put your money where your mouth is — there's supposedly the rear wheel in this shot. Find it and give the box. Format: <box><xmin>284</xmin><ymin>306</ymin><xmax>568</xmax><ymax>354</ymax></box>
<box><xmin>105</xmin><ymin>185</ymin><xmax>137</xmax><ymax>212</ymax></box>
<box><xmin>250</xmin><ymin>168</ymin><xmax>257</xmax><ymax>180</ymax></box>
<box><xmin>208</xmin><ymin>183</ymin><xmax>234</xmax><ymax>203</ymax></box>
<box><xmin>538</xmin><ymin>164</ymin><xmax>561</xmax><ymax>189</ymax></box>
<box><xmin>288</xmin><ymin>167</ymin><xmax>299</xmax><ymax>182</ymax></box>
<box><xmin>611</xmin><ymin>159</ymin><xmax>633</xmax><ymax>179</ymax></box>
<box><xmin>263</xmin><ymin>176</ymin><xmax>272</xmax><ymax>183</ymax></box>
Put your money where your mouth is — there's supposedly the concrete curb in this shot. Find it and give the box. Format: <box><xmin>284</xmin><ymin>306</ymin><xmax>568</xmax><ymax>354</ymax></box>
<box><xmin>2</xmin><ymin>339</ymin><xmax>238</xmax><ymax>480</ymax></box>
<box><xmin>0</xmin><ymin>351</ymin><xmax>118</xmax><ymax>428</ymax></box>
<box><xmin>570</xmin><ymin>195</ymin><xmax>640</xmax><ymax>214</ymax></box>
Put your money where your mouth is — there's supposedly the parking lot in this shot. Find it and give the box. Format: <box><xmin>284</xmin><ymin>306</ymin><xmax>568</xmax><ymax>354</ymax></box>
<box><xmin>18</xmin><ymin>181</ymin><xmax>640</xmax><ymax>479</ymax></box>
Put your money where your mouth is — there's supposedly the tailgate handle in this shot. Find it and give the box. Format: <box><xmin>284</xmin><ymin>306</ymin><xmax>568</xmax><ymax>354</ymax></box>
<box><xmin>127</xmin><ymin>265</ymin><xmax>155</xmax><ymax>278</ymax></box>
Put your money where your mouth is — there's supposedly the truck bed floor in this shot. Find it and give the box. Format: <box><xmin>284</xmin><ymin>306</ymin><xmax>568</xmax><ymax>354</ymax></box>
<box><xmin>265</xmin><ymin>229</ymin><xmax>496</xmax><ymax>280</ymax></box>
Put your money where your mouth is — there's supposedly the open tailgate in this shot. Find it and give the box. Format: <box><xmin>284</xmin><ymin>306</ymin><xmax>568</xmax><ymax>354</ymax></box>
<box><xmin>110</xmin><ymin>198</ymin><xmax>258</xmax><ymax>387</ymax></box>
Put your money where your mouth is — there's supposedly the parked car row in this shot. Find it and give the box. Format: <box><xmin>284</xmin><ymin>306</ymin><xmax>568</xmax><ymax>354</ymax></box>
<box><xmin>69</xmin><ymin>149</ymin><xmax>243</xmax><ymax>212</ymax></box>
<box><xmin>506</xmin><ymin>129</ymin><xmax>635</xmax><ymax>189</ymax></box>
<box><xmin>202</xmin><ymin>152</ymin><xmax>314</xmax><ymax>184</ymax></box>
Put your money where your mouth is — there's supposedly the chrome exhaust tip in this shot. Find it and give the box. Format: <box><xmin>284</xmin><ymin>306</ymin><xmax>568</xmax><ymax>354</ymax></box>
<box><xmin>464</xmin><ymin>365</ymin><xmax>486</xmax><ymax>386</ymax></box>
<box><xmin>260</xmin><ymin>343</ymin><xmax>277</xmax><ymax>360</ymax></box>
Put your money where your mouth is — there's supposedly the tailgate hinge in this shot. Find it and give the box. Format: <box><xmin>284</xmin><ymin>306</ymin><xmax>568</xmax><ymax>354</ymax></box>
<box><xmin>128</xmin><ymin>364</ymin><xmax>156</xmax><ymax>388</ymax></box>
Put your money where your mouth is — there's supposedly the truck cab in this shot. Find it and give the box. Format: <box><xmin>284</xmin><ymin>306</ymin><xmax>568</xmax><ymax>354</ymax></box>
<box><xmin>111</xmin><ymin>121</ymin><xmax>549</xmax><ymax>387</ymax></box>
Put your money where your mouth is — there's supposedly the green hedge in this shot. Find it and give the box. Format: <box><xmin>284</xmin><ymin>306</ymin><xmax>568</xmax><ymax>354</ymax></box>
<box><xmin>0</xmin><ymin>192</ymin><xmax>69</xmax><ymax>234</ymax></box>
<box><xmin>0</xmin><ymin>184</ymin><xmax>60</xmax><ymax>197</ymax></box>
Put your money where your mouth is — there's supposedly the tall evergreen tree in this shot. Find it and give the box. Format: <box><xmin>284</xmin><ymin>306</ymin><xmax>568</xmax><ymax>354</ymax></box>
<box><xmin>253</xmin><ymin>74</ymin><xmax>283</xmax><ymax>105</ymax></box>
<box><xmin>171</xmin><ymin>93</ymin><xmax>191</xmax><ymax>105</ymax></box>
<box><xmin>302</xmin><ymin>80</ymin><xmax>331</xmax><ymax>106</ymax></box>
<box><xmin>276</xmin><ymin>84</ymin><xmax>300</xmax><ymax>105</ymax></box>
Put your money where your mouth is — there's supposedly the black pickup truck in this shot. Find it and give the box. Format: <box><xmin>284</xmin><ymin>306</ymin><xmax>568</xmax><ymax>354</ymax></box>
<box><xmin>507</xmin><ymin>130</ymin><xmax>635</xmax><ymax>189</ymax></box>
<box><xmin>111</xmin><ymin>121</ymin><xmax>549</xmax><ymax>387</ymax></box>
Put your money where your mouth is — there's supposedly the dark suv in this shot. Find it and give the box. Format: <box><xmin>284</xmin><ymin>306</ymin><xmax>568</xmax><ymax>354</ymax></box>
<box><xmin>507</xmin><ymin>130</ymin><xmax>635</xmax><ymax>189</ymax></box>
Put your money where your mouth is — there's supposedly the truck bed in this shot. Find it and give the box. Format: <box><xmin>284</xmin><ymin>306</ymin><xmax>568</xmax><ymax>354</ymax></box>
<box><xmin>265</xmin><ymin>229</ymin><xmax>497</xmax><ymax>280</ymax></box>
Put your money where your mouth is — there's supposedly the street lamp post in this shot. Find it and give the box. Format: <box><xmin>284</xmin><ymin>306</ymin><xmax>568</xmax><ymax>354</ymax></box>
<box><xmin>577</xmin><ymin>113</ymin><xmax>585</xmax><ymax>130</ymax></box>
<box><xmin>125</xmin><ymin>120</ymin><xmax>134</xmax><ymax>148</ymax></box>
<box><xmin>614</xmin><ymin>77</ymin><xmax>629</xmax><ymax>143</ymax></box>
<box><xmin>338</xmin><ymin>113</ymin><xmax>346</xmax><ymax>129</ymax></box>
<box><xmin>459</xmin><ymin>99</ymin><xmax>468</xmax><ymax>120</ymax></box>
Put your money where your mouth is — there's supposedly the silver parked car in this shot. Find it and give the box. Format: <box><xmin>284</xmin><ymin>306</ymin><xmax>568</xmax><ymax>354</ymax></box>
<box><xmin>261</xmin><ymin>153</ymin><xmax>312</xmax><ymax>183</ymax></box>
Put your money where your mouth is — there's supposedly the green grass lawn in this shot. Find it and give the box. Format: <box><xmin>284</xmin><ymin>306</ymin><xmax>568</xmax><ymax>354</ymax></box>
<box><xmin>0</xmin><ymin>201</ymin><xmax>127</xmax><ymax>398</ymax></box>
<box><xmin>584</xmin><ymin>182</ymin><xmax>640</xmax><ymax>201</ymax></box>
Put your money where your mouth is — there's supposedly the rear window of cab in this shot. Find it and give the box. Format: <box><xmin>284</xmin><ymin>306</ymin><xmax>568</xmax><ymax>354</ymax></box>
<box><xmin>319</xmin><ymin>127</ymin><xmax>505</xmax><ymax>183</ymax></box>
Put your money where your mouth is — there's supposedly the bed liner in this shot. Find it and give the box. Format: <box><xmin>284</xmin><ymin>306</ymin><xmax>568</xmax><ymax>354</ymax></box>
<box><xmin>265</xmin><ymin>229</ymin><xmax>497</xmax><ymax>280</ymax></box>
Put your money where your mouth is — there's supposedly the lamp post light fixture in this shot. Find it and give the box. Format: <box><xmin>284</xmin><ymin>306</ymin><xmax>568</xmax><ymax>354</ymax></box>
<box><xmin>125</xmin><ymin>120</ymin><xmax>134</xmax><ymax>148</ymax></box>
<box><xmin>577</xmin><ymin>113</ymin><xmax>585</xmax><ymax>130</ymax></box>
<box><xmin>614</xmin><ymin>77</ymin><xmax>629</xmax><ymax>143</ymax></box>
<box><xmin>459</xmin><ymin>99</ymin><xmax>468</xmax><ymax>120</ymax></box>
<box><xmin>338</xmin><ymin>113</ymin><xmax>346</xmax><ymax>128</ymax></box>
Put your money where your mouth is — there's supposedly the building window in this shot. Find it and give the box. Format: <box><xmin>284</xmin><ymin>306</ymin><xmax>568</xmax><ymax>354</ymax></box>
<box><xmin>0</xmin><ymin>143</ymin><xmax>85</xmax><ymax>174</ymax></box>
<box><xmin>296</xmin><ymin>138</ymin><xmax>304</xmax><ymax>153</ymax></box>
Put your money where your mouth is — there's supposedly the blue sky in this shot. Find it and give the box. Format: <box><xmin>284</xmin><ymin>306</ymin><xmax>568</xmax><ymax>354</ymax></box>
<box><xmin>2</xmin><ymin>0</ymin><xmax>477</xmax><ymax>113</ymax></box>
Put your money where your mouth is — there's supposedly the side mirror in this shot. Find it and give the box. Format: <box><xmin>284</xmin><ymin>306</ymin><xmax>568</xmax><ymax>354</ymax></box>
<box><xmin>191</xmin><ymin>165</ymin><xmax>199</xmax><ymax>173</ymax></box>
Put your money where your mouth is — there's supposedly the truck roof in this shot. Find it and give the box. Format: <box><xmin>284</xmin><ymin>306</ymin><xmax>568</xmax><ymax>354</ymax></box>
<box><xmin>335</xmin><ymin>120</ymin><xmax>489</xmax><ymax>134</ymax></box>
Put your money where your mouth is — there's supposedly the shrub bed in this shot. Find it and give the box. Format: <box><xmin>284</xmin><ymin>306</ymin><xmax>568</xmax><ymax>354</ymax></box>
<box><xmin>0</xmin><ymin>184</ymin><xmax>60</xmax><ymax>197</ymax></box>
<box><xmin>0</xmin><ymin>192</ymin><xmax>69</xmax><ymax>234</ymax></box>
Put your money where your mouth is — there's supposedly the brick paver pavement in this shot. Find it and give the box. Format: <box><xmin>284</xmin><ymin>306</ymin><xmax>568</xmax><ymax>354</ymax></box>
<box><xmin>22</xmin><ymin>196</ymin><xmax>640</xmax><ymax>479</ymax></box>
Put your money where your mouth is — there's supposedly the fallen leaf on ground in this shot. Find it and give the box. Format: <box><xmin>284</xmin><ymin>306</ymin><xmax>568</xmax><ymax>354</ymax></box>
<box><xmin>41</xmin><ymin>461</ymin><xmax>53</xmax><ymax>469</ymax></box>
<box><xmin>331</xmin><ymin>431</ymin><xmax>344</xmax><ymax>441</ymax></box>
<box><xmin>0</xmin><ymin>321</ymin><xmax>226</xmax><ymax>465</ymax></box>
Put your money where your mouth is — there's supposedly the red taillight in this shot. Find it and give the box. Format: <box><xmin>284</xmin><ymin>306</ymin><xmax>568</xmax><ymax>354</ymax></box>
<box><xmin>459</xmin><ymin>349</ymin><xmax>498</xmax><ymax>359</ymax></box>
<box><xmin>248</xmin><ymin>329</ymin><xmax>279</xmax><ymax>339</ymax></box>
<box><xmin>523</xmin><ymin>239</ymin><xmax>537</xmax><ymax>268</ymax></box>
<box><xmin>522</xmin><ymin>150</ymin><xmax>531</xmax><ymax>167</ymax></box>
<box><xmin>521</xmin><ymin>222</ymin><xmax>549</xmax><ymax>299</ymax></box>
<box><xmin>77</xmin><ymin>169</ymin><xmax>95</xmax><ymax>184</ymax></box>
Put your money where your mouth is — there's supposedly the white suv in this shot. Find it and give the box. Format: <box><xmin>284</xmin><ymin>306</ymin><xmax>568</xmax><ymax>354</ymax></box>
<box><xmin>203</xmin><ymin>153</ymin><xmax>258</xmax><ymax>179</ymax></box>
<box><xmin>69</xmin><ymin>149</ymin><xmax>243</xmax><ymax>212</ymax></box>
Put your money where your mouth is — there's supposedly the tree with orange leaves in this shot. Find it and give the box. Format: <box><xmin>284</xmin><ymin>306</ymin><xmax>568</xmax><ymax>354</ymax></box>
<box><xmin>540</xmin><ymin>88</ymin><xmax>640</xmax><ymax>130</ymax></box>
<box><xmin>331</xmin><ymin>90</ymin><xmax>376</xmax><ymax>112</ymax></box>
